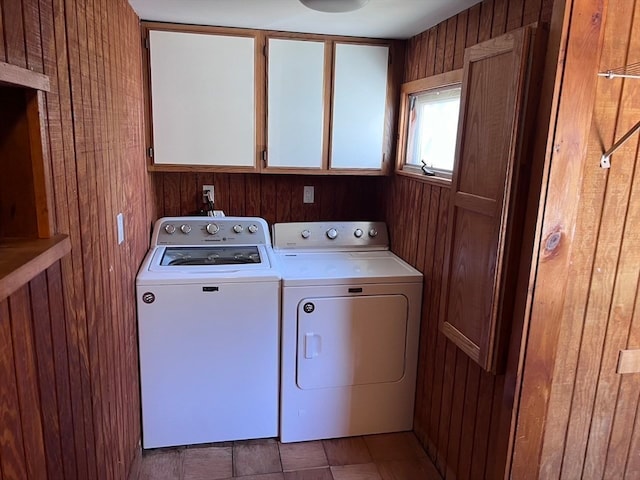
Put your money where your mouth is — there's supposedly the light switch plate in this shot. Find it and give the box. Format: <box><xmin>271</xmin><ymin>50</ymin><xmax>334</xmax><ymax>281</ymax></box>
<box><xmin>303</xmin><ymin>186</ymin><xmax>314</xmax><ymax>204</ymax></box>
<box><xmin>116</xmin><ymin>213</ymin><xmax>125</xmax><ymax>244</ymax></box>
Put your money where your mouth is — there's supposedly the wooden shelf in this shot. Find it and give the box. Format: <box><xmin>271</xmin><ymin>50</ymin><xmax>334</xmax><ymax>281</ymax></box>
<box><xmin>0</xmin><ymin>61</ymin><xmax>50</xmax><ymax>91</ymax></box>
<box><xmin>0</xmin><ymin>235</ymin><xmax>71</xmax><ymax>301</ymax></box>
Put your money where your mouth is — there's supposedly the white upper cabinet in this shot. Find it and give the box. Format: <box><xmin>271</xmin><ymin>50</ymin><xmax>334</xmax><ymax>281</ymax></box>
<box><xmin>330</xmin><ymin>43</ymin><xmax>389</xmax><ymax>170</ymax></box>
<box><xmin>266</xmin><ymin>40</ymin><xmax>392</xmax><ymax>173</ymax></box>
<box><xmin>148</xmin><ymin>30</ymin><xmax>256</xmax><ymax>168</ymax></box>
<box><xmin>267</xmin><ymin>38</ymin><xmax>325</xmax><ymax>169</ymax></box>
<box><xmin>144</xmin><ymin>23</ymin><xmax>399</xmax><ymax>174</ymax></box>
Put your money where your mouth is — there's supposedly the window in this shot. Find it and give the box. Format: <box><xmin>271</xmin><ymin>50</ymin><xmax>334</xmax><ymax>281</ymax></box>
<box><xmin>396</xmin><ymin>69</ymin><xmax>463</xmax><ymax>181</ymax></box>
<box><xmin>406</xmin><ymin>86</ymin><xmax>461</xmax><ymax>174</ymax></box>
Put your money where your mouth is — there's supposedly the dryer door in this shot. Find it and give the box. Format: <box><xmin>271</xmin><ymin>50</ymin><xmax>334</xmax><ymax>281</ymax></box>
<box><xmin>296</xmin><ymin>294</ymin><xmax>408</xmax><ymax>390</ymax></box>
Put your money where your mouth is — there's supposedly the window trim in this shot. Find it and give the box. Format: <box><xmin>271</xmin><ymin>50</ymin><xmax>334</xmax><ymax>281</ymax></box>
<box><xmin>395</xmin><ymin>69</ymin><xmax>463</xmax><ymax>184</ymax></box>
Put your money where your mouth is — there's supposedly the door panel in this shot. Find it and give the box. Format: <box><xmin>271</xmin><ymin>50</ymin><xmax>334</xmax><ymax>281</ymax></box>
<box><xmin>330</xmin><ymin>43</ymin><xmax>389</xmax><ymax>169</ymax></box>
<box><xmin>149</xmin><ymin>30</ymin><xmax>255</xmax><ymax>166</ymax></box>
<box><xmin>296</xmin><ymin>294</ymin><xmax>407</xmax><ymax>389</ymax></box>
<box><xmin>267</xmin><ymin>38</ymin><xmax>325</xmax><ymax>168</ymax></box>
<box><xmin>440</xmin><ymin>26</ymin><xmax>542</xmax><ymax>372</ymax></box>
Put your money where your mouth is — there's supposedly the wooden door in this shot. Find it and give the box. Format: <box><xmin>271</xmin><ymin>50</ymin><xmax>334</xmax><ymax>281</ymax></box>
<box><xmin>439</xmin><ymin>25</ymin><xmax>539</xmax><ymax>372</ymax></box>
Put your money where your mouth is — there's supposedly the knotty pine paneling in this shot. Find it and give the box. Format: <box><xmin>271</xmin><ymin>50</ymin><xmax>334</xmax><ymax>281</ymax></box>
<box><xmin>0</xmin><ymin>0</ymin><xmax>152</xmax><ymax>478</ymax></box>
<box><xmin>514</xmin><ymin>0</ymin><xmax>640</xmax><ymax>478</ymax></box>
<box><xmin>154</xmin><ymin>173</ymin><xmax>384</xmax><ymax>224</ymax></box>
<box><xmin>387</xmin><ymin>0</ymin><xmax>554</xmax><ymax>478</ymax></box>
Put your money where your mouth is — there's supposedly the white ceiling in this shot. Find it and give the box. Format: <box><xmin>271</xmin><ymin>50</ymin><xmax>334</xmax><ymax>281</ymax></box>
<box><xmin>128</xmin><ymin>0</ymin><xmax>480</xmax><ymax>40</ymax></box>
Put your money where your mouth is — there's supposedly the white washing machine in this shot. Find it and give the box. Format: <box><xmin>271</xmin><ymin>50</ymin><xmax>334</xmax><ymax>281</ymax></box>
<box><xmin>136</xmin><ymin>216</ymin><xmax>280</xmax><ymax>449</ymax></box>
<box><xmin>273</xmin><ymin>221</ymin><xmax>423</xmax><ymax>443</ymax></box>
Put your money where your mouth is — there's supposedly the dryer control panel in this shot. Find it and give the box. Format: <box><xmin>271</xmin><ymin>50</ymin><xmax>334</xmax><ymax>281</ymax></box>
<box><xmin>273</xmin><ymin>221</ymin><xmax>389</xmax><ymax>251</ymax></box>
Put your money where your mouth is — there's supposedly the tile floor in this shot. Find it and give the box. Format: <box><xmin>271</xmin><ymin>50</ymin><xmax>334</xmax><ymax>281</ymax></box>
<box><xmin>137</xmin><ymin>432</ymin><xmax>442</xmax><ymax>480</ymax></box>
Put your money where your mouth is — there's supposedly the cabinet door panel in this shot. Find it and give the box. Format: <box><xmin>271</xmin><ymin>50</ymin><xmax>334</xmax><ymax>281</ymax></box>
<box><xmin>440</xmin><ymin>26</ymin><xmax>539</xmax><ymax>372</ymax></box>
<box><xmin>267</xmin><ymin>38</ymin><xmax>325</xmax><ymax>169</ymax></box>
<box><xmin>149</xmin><ymin>30</ymin><xmax>255</xmax><ymax>167</ymax></box>
<box><xmin>330</xmin><ymin>43</ymin><xmax>388</xmax><ymax>169</ymax></box>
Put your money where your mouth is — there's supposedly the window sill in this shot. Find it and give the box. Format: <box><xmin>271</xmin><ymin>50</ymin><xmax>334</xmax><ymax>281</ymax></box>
<box><xmin>396</xmin><ymin>168</ymin><xmax>452</xmax><ymax>187</ymax></box>
<box><xmin>0</xmin><ymin>235</ymin><xmax>71</xmax><ymax>301</ymax></box>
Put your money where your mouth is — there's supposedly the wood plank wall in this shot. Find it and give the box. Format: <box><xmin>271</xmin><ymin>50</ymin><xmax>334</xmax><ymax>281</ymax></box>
<box><xmin>0</xmin><ymin>0</ymin><xmax>152</xmax><ymax>479</ymax></box>
<box><xmin>513</xmin><ymin>0</ymin><xmax>640</xmax><ymax>477</ymax></box>
<box><xmin>153</xmin><ymin>173</ymin><xmax>384</xmax><ymax>224</ymax></box>
<box><xmin>384</xmin><ymin>1</ymin><xmax>554</xmax><ymax>478</ymax></box>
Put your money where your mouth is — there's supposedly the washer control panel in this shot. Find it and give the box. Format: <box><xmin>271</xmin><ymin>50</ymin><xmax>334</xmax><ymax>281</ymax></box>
<box><xmin>272</xmin><ymin>221</ymin><xmax>389</xmax><ymax>250</ymax></box>
<box><xmin>152</xmin><ymin>216</ymin><xmax>269</xmax><ymax>246</ymax></box>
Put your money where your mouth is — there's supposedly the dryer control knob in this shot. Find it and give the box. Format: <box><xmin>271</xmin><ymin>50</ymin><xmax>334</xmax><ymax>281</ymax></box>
<box><xmin>164</xmin><ymin>224</ymin><xmax>176</xmax><ymax>234</ymax></box>
<box><xmin>301</xmin><ymin>229</ymin><xmax>311</xmax><ymax>239</ymax></box>
<box><xmin>180</xmin><ymin>224</ymin><xmax>192</xmax><ymax>234</ymax></box>
<box><xmin>354</xmin><ymin>228</ymin><xmax>364</xmax><ymax>238</ymax></box>
<box><xmin>206</xmin><ymin>223</ymin><xmax>219</xmax><ymax>235</ymax></box>
<box><xmin>368</xmin><ymin>228</ymin><xmax>378</xmax><ymax>238</ymax></box>
<box><xmin>248</xmin><ymin>224</ymin><xmax>259</xmax><ymax>234</ymax></box>
<box><xmin>233</xmin><ymin>224</ymin><xmax>244</xmax><ymax>233</ymax></box>
<box><xmin>326</xmin><ymin>228</ymin><xmax>338</xmax><ymax>240</ymax></box>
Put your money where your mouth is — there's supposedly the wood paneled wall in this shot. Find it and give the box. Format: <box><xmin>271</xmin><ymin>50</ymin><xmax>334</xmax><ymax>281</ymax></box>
<box><xmin>513</xmin><ymin>0</ymin><xmax>640</xmax><ymax>477</ymax></box>
<box><xmin>385</xmin><ymin>1</ymin><xmax>554</xmax><ymax>478</ymax></box>
<box><xmin>154</xmin><ymin>173</ymin><xmax>384</xmax><ymax>223</ymax></box>
<box><xmin>0</xmin><ymin>0</ymin><xmax>151</xmax><ymax>479</ymax></box>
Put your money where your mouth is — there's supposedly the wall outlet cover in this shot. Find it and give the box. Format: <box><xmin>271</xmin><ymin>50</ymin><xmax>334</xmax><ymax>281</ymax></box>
<box><xmin>203</xmin><ymin>185</ymin><xmax>215</xmax><ymax>203</ymax></box>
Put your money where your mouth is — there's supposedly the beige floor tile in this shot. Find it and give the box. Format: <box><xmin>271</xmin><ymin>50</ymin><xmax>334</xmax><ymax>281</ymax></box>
<box><xmin>330</xmin><ymin>463</ymin><xmax>381</xmax><ymax>480</ymax></box>
<box><xmin>139</xmin><ymin>449</ymin><xmax>182</xmax><ymax>480</ymax></box>
<box><xmin>234</xmin><ymin>442</ymin><xmax>282</xmax><ymax>476</ymax></box>
<box><xmin>279</xmin><ymin>441</ymin><xmax>328</xmax><ymax>471</ymax></box>
<box><xmin>376</xmin><ymin>458</ymin><xmax>442</xmax><ymax>480</ymax></box>
<box><xmin>322</xmin><ymin>437</ymin><xmax>372</xmax><ymax>466</ymax></box>
<box><xmin>284</xmin><ymin>467</ymin><xmax>334</xmax><ymax>480</ymax></box>
<box><xmin>363</xmin><ymin>433</ymin><xmax>427</xmax><ymax>462</ymax></box>
<box><xmin>183</xmin><ymin>446</ymin><xmax>233</xmax><ymax>480</ymax></box>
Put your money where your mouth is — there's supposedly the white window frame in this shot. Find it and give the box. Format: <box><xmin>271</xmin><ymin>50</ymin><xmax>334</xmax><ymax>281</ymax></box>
<box><xmin>396</xmin><ymin>69</ymin><xmax>463</xmax><ymax>184</ymax></box>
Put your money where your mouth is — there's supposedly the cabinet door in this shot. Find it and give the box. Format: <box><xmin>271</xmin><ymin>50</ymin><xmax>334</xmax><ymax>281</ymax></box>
<box><xmin>149</xmin><ymin>30</ymin><xmax>256</xmax><ymax>167</ymax></box>
<box><xmin>439</xmin><ymin>26</ymin><xmax>540</xmax><ymax>372</ymax></box>
<box><xmin>267</xmin><ymin>38</ymin><xmax>326</xmax><ymax>169</ymax></box>
<box><xmin>330</xmin><ymin>43</ymin><xmax>389</xmax><ymax>170</ymax></box>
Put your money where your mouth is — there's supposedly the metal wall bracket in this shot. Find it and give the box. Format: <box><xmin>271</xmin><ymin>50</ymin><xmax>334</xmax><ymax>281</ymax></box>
<box><xmin>600</xmin><ymin>119</ymin><xmax>640</xmax><ymax>169</ymax></box>
<box><xmin>598</xmin><ymin>63</ymin><xmax>640</xmax><ymax>169</ymax></box>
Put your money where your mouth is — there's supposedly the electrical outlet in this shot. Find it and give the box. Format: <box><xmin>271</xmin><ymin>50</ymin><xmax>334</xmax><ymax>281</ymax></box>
<box><xmin>303</xmin><ymin>186</ymin><xmax>314</xmax><ymax>204</ymax></box>
<box><xmin>202</xmin><ymin>185</ymin><xmax>215</xmax><ymax>203</ymax></box>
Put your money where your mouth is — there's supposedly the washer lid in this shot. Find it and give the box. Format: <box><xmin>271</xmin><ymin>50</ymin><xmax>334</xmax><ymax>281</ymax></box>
<box><xmin>157</xmin><ymin>246</ymin><xmax>263</xmax><ymax>267</ymax></box>
<box><xmin>275</xmin><ymin>251</ymin><xmax>422</xmax><ymax>286</ymax></box>
<box><xmin>136</xmin><ymin>244</ymin><xmax>281</xmax><ymax>285</ymax></box>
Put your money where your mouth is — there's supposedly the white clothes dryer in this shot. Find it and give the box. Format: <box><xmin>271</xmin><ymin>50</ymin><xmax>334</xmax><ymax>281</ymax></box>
<box><xmin>273</xmin><ymin>221</ymin><xmax>423</xmax><ymax>443</ymax></box>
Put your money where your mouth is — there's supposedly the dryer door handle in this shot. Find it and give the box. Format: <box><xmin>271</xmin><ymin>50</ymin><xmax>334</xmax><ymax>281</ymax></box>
<box><xmin>304</xmin><ymin>333</ymin><xmax>321</xmax><ymax>359</ymax></box>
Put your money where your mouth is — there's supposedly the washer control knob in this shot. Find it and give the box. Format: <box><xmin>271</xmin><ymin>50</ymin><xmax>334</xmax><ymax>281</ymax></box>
<box><xmin>205</xmin><ymin>223</ymin><xmax>219</xmax><ymax>235</ymax></box>
<box><xmin>301</xmin><ymin>229</ymin><xmax>311</xmax><ymax>239</ymax></box>
<box><xmin>368</xmin><ymin>228</ymin><xmax>378</xmax><ymax>238</ymax></box>
<box><xmin>354</xmin><ymin>228</ymin><xmax>364</xmax><ymax>238</ymax></box>
<box><xmin>164</xmin><ymin>224</ymin><xmax>176</xmax><ymax>234</ymax></box>
<box><xmin>180</xmin><ymin>224</ymin><xmax>191</xmax><ymax>234</ymax></box>
<box><xmin>326</xmin><ymin>228</ymin><xmax>338</xmax><ymax>240</ymax></box>
<box><xmin>233</xmin><ymin>224</ymin><xmax>244</xmax><ymax>234</ymax></box>
<box><xmin>248</xmin><ymin>224</ymin><xmax>259</xmax><ymax>234</ymax></box>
